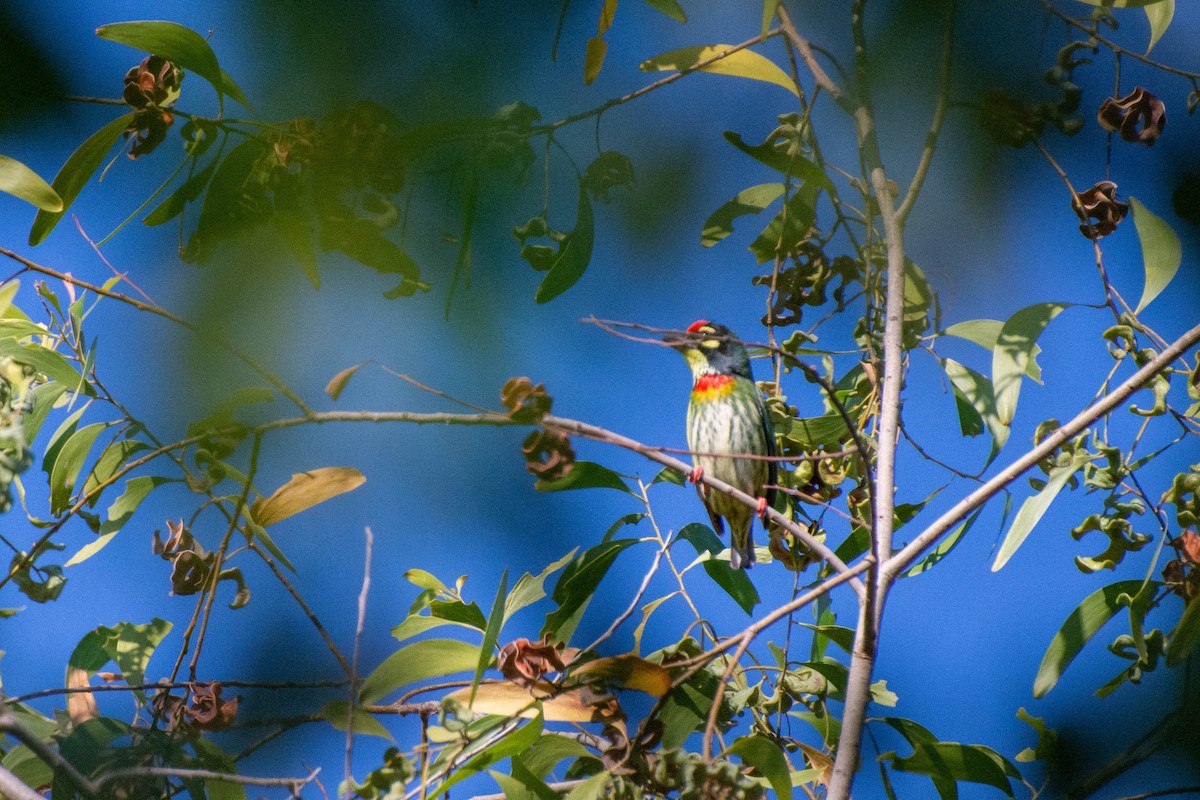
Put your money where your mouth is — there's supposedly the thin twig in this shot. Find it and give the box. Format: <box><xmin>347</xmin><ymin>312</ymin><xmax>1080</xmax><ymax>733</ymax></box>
<box><xmin>346</xmin><ymin>527</ymin><xmax>374</xmax><ymax>799</ymax></box>
<box><xmin>94</xmin><ymin>766</ymin><xmax>319</xmax><ymax>793</ymax></box>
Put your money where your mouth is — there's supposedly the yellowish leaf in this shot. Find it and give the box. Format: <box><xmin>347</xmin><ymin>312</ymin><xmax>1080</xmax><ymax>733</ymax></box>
<box><xmin>640</xmin><ymin>44</ymin><xmax>798</xmax><ymax>96</ymax></box>
<box><xmin>571</xmin><ymin>654</ymin><xmax>671</xmax><ymax>696</ymax></box>
<box><xmin>445</xmin><ymin>681</ymin><xmax>621</xmax><ymax>722</ymax></box>
<box><xmin>250</xmin><ymin>467</ymin><xmax>366</xmax><ymax>527</ymax></box>
<box><xmin>325</xmin><ymin>362</ymin><xmax>368</xmax><ymax>400</ymax></box>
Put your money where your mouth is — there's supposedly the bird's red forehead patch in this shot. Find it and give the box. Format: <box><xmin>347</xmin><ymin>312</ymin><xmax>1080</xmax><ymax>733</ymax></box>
<box><xmin>686</xmin><ymin>319</ymin><xmax>710</xmax><ymax>333</ymax></box>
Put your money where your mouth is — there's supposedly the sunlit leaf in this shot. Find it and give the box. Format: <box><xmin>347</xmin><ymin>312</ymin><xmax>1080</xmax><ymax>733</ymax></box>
<box><xmin>723</xmin><ymin>131</ymin><xmax>835</xmax><ymax>189</ymax></box>
<box><xmin>520</xmin><ymin>733</ymin><xmax>591</xmax><ymax>779</ymax></box>
<box><xmin>0</xmin><ymin>154</ymin><xmax>62</xmax><ymax>211</ymax></box>
<box><xmin>250</xmin><ymin>467</ymin><xmax>366</xmax><ymax>527</ymax></box>
<box><xmin>534</xmin><ymin>461</ymin><xmax>632</xmax><ymax>495</ymax></box>
<box><xmin>319</xmin><ymin>700</ymin><xmax>394</xmax><ymax>741</ymax></box>
<box><xmin>0</xmin><ymin>340</ymin><xmax>88</xmax><ymax>391</ymax></box>
<box><xmin>542</xmin><ymin>539</ymin><xmax>640</xmax><ymax>643</ymax></box>
<box><xmin>1145</xmin><ymin>0</ymin><xmax>1175</xmax><ymax>52</ymax></box>
<box><xmin>535</xmin><ymin>178</ymin><xmax>594</xmax><ymax>303</ymax></box>
<box><xmin>505</xmin><ymin>550</ymin><xmax>577</xmax><ymax>623</ymax></box>
<box><xmin>1015</xmin><ymin>707</ymin><xmax>1057</xmax><ymax>763</ymax></box>
<box><xmin>80</xmin><ymin>439</ymin><xmax>152</xmax><ymax>506</ymax></box>
<box><xmin>992</xmin><ymin>302</ymin><xmax>1070</xmax><ymax>426</ymax></box>
<box><xmin>572</xmin><ymin>654</ymin><xmax>671</xmax><ymax>696</ymax></box>
<box><xmin>890</xmin><ymin>741</ymin><xmax>1019</xmax><ymax>798</ymax></box>
<box><xmin>470</xmin><ymin>569</ymin><xmax>507</xmax><ymax>704</ymax></box>
<box><xmin>641</xmin><ymin>44</ymin><xmax>798</xmax><ymax>96</ymax></box>
<box><xmin>445</xmin><ymin>683</ymin><xmax>618</xmax><ymax>722</ymax></box>
<box><xmin>728</xmin><ymin>735</ymin><xmax>792</xmax><ymax>800</ymax></box>
<box><xmin>992</xmin><ymin>450</ymin><xmax>1094</xmax><ymax>571</ymax></box>
<box><xmin>942</xmin><ymin>320</ymin><xmax>1041</xmax><ymax>381</ymax></box>
<box><xmin>68</xmin><ymin>618</ymin><xmax>172</xmax><ymax>688</ymax></box>
<box><xmin>29</xmin><ymin>113</ymin><xmax>136</xmax><ymax>245</ymax></box>
<box><xmin>22</xmin><ymin>382</ymin><xmax>69</xmax><ymax>445</ymax></box>
<box><xmin>942</xmin><ymin>359</ymin><xmax>1009</xmax><ymax>463</ymax></box>
<box><xmin>1033</xmin><ymin>579</ymin><xmax>1147</xmax><ymax>696</ymax></box>
<box><xmin>324</xmin><ymin>362</ymin><xmax>368</xmax><ymax>401</ymax></box>
<box><xmin>49</xmin><ymin>422</ymin><xmax>113</xmax><ymax>515</ymax></box>
<box><xmin>360</xmin><ymin>639</ymin><xmax>483</xmax><ymax>704</ymax></box>
<box><xmin>1129</xmin><ymin>197</ymin><xmax>1182</xmax><ymax>314</ymax></box>
<box><xmin>701</xmin><ymin>183</ymin><xmax>784</xmax><ymax>247</ymax></box>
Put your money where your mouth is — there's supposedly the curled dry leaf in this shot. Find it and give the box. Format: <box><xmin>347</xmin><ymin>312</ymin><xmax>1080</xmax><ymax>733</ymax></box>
<box><xmin>1072</xmin><ymin>180</ymin><xmax>1128</xmax><ymax>239</ymax></box>
<box><xmin>522</xmin><ymin>428</ymin><xmax>575</xmax><ymax>481</ymax></box>
<box><xmin>186</xmin><ymin>681</ymin><xmax>239</xmax><ymax>731</ymax></box>
<box><xmin>497</xmin><ymin>636</ymin><xmax>566</xmax><ymax>686</ymax></box>
<box><xmin>1098</xmin><ymin>87</ymin><xmax>1166</xmax><ymax>146</ymax></box>
<box><xmin>501</xmin><ymin>376</ymin><xmax>553</xmax><ymax>422</ymax></box>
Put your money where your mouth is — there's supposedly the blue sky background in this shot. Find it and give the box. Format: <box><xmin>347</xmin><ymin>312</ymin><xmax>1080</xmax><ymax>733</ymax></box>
<box><xmin>2</xmin><ymin>1</ymin><xmax>1199</xmax><ymax>797</ymax></box>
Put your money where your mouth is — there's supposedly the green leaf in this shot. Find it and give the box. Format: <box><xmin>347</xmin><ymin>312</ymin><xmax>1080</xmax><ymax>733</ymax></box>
<box><xmin>319</xmin><ymin>700</ymin><xmax>394</xmax><ymax>741</ymax></box>
<box><xmin>505</xmin><ymin>550</ymin><xmax>577</xmax><ymax>623</ymax></box>
<box><xmin>534</xmin><ymin>461</ymin><xmax>633</xmax><ymax>495</ymax></box>
<box><xmin>360</xmin><ymin>639</ymin><xmax>483</xmax><ymax>704</ymax></box>
<box><xmin>890</xmin><ymin>742</ymin><xmax>1018</xmax><ymax>798</ymax></box>
<box><xmin>1145</xmin><ymin>0</ymin><xmax>1174</xmax><ymax>53</ymax></box>
<box><xmin>775</xmin><ymin>413</ymin><xmax>850</xmax><ymax>449</ymax></box>
<box><xmin>80</xmin><ymin>439</ymin><xmax>152</xmax><ymax>506</ymax></box>
<box><xmin>49</xmin><ymin>422</ymin><xmax>113</xmax><ymax>515</ymax></box>
<box><xmin>1015</xmin><ymin>707</ymin><xmax>1057</xmax><ymax>763</ymax></box>
<box><xmin>941</xmin><ymin>320</ymin><xmax>1041</xmax><ymax>381</ymax></box>
<box><xmin>640</xmin><ymin>44</ymin><xmax>798</xmax><ymax>96</ymax></box>
<box><xmin>796</xmin><ymin>623</ymin><xmax>855</xmax><ymax>653</ymax></box>
<box><xmin>564</xmin><ymin>772</ymin><xmax>610</xmax><ymax>800</ymax></box>
<box><xmin>275</xmin><ymin>205</ymin><xmax>320</xmax><ymax>288</ymax></box>
<box><xmin>762</xmin><ymin>0</ymin><xmax>781</xmax><ymax>37</ymax></box>
<box><xmin>1129</xmin><ymin>197</ymin><xmax>1181</xmax><ymax>314</ymax></box>
<box><xmin>520</xmin><ymin>733</ymin><xmax>591</xmax><ymax>779</ymax></box>
<box><xmin>0</xmin><ymin>340</ymin><xmax>88</xmax><ymax>390</ymax></box>
<box><xmin>142</xmin><ymin>153</ymin><xmax>219</xmax><ymax>226</ymax></box>
<box><xmin>1069</xmin><ymin>0</ymin><xmax>1170</xmax><ymax>7</ymax></box>
<box><xmin>95</xmin><ymin>20</ymin><xmax>250</xmax><ymax>108</ymax></box>
<box><xmin>643</xmin><ymin>0</ymin><xmax>687</xmax><ymax>22</ymax></box>
<box><xmin>992</xmin><ymin>303</ymin><xmax>1070</xmax><ymax>426</ymax></box>
<box><xmin>723</xmin><ymin>131</ymin><xmax>835</xmax><ymax>189</ymax></box>
<box><xmin>470</xmin><ymin>569</ymin><xmax>508</xmax><ymax>704</ymax></box>
<box><xmin>435</xmin><ymin>715</ymin><xmax>544</xmax><ymax>798</ymax></box>
<box><xmin>903</xmin><ymin>507</ymin><xmax>983</xmax><ymax>577</ymax></box>
<box><xmin>29</xmin><ymin>113</ymin><xmax>136</xmax><ymax>245</ymax></box>
<box><xmin>0</xmin><ymin>154</ymin><xmax>62</xmax><ymax>211</ymax></box>
<box><xmin>701</xmin><ymin>183</ymin><xmax>785</xmax><ymax>247</ymax></box>
<box><xmin>993</xmin><ymin>450</ymin><xmax>1094</xmax><ymax>571</ymax></box>
<box><xmin>677</xmin><ymin>523</ymin><xmax>760</xmax><ymax>614</ymax></box>
<box><xmin>542</xmin><ymin>539</ymin><xmax>640</xmax><ymax>643</ymax></box>
<box><xmin>535</xmin><ymin>178</ymin><xmax>594</xmax><ymax>303</ymax></box>
<box><xmin>583</xmin><ymin>36</ymin><xmax>608</xmax><ymax>85</ymax></box>
<box><xmin>250</xmin><ymin>466</ymin><xmax>366</xmax><ymax>526</ymax></box>
<box><xmin>1166</xmin><ymin>588</ymin><xmax>1200</xmax><ymax>666</ymax></box>
<box><xmin>1033</xmin><ymin>579</ymin><xmax>1147</xmax><ymax>697</ymax></box>
<box><xmin>728</xmin><ymin>735</ymin><xmax>792</xmax><ymax>800</ymax></box>
<box><xmin>22</xmin><ymin>382</ymin><xmax>69</xmax><ymax>445</ymax></box>
<box><xmin>942</xmin><ymin>359</ymin><xmax>1009</xmax><ymax>462</ymax></box>
<box><xmin>183</xmin><ymin>138</ymin><xmax>271</xmax><ymax>263</ymax></box>
<box><xmin>68</xmin><ymin>618</ymin><xmax>172</xmax><ymax>687</ymax></box>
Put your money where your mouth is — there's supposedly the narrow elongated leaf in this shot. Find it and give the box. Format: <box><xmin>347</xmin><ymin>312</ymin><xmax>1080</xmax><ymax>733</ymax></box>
<box><xmin>542</xmin><ymin>539</ymin><xmax>640</xmax><ymax>643</ymax></box>
<box><xmin>992</xmin><ymin>450</ymin><xmax>1094</xmax><ymax>571</ymax></box>
<box><xmin>360</xmin><ymin>639</ymin><xmax>482</xmax><ymax>704</ymax></box>
<box><xmin>1129</xmin><ymin>197</ymin><xmax>1181</xmax><ymax>313</ymax></box>
<box><xmin>1166</xmin><ymin>588</ymin><xmax>1200</xmax><ymax>666</ymax></box>
<box><xmin>903</xmin><ymin>508</ymin><xmax>983</xmax><ymax>577</ymax></box>
<box><xmin>520</xmin><ymin>733</ymin><xmax>591</xmax><ymax>779</ymax></box>
<box><xmin>29</xmin><ymin>114</ymin><xmax>136</xmax><ymax>245</ymax></box>
<box><xmin>49</xmin><ymin>422</ymin><xmax>113</xmax><ymax>515</ymax></box>
<box><xmin>890</xmin><ymin>742</ymin><xmax>1018</xmax><ymax>798</ymax></box>
<box><xmin>583</xmin><ymin>37</ymin><xmax>608</xmax><ymax>85</ymax></box>
<box><xmin>640</xmin><ymin>45</ymin><xmax>798</xmax><ymax>96</ymax></box>
<box><xmin>723</xmin><ymin>131</ymin><xmax>835</xmax><ymax>190</ymax></box>
<box><xmin>324</xmin><ymin>362</ymin><xmax>368</xmax><ymax>401</ymax></box>
<box><xmin>677</xmin><ymin>523</ymin><xmax>759</xmax><ymax>613</ymax></box>
<box><xmin>941</xmin><ymin>320</ymin><xmax>1041</xmax><ymax>381</ymax></box>
<box><xmin>470</xmin><ymin>570</ymin><xmax>508</xmax><ymax>704</ymax></box>
<box><xmin>1070</xmin><ymin>0</ymin><xmax>1168</xmax><ymax>7</ymax></box>
<box><xmin>992</xmin><ymin>303</ymin><xmax>1070</xmax><ymax>425</ymax></box>
<box><xmin>534</xmin><ymin>461</ymin><xmax>632</xmax><ymax>495</ymax></box>
<box><xmin>434</xmin><ymin>715</ymin><xmax>544</xmax><ymax>799</ymax></box>
<box><xmin>0</xmin><ymin>155</ymin><xmax>62</xmax><ymax>210</ymax></box>
<box><xmin>1145</xmin><ymin>0</ymin><xmax>1175</xmax><ymax>52</ymax></box>
<box><xmin>250</xmin><ymin>467</ymin><xmax>366</xmax><ymax>527</ymax></box>
<box><xmin>319</xmin><ymin>700</ymin><xmax>394</xmax><ymax>740</ymax></box>
<box><xmin>1033</xmin><ymin>579</ymin><xmax>1146</xmax><ymax>697</ymax></box>
<box><xmin>728</xmin><ymin>735</ymin><xmax>792</xmax><ymax>800</ymax></box>
<box><xmin>0</xmin><ymin>340</ymin><xmax>87</xmax><ymax>389</ymax></box>
<box><xmin>505</xmin><ymin>550</ymin><xmax>577</xmax><ymax>623</ymax></box>
<box><xmin>572</xmin><ymin>654</ymin><xmax>671</xmax><ymax>696</ymax></box>
<box><xmin>445</xmin><ymin>683</ymin><xmax>618</xmax><ymax>722</ymax></box>
<box><xmin>644</xmin><ymin>0</ymin><xmax>686</xmax><ymax>22</ymax></box>
<box><xmin>701</xmin><ymin>183</ymin><xmax>784</xmax><ymax>247</ymax></box>
<box><xmin>23</xmin><ymin>382</ymin><xmax>70</xmax><ymax>445</ymax></box>
<box><xmin>81</xmin><ymin>439</ymin><xmax>151</xmax><ymax>505</ymax></box>
<box><xmin>142</xmin><ymin>153</ymin><xmax>219</xmax><ymax>226</ymax></box>
<box><xmin>942</xmin><ymin>358</ymin><xmax>1008</xmax><ymax>466</ymax></box>
<box><xmin>535</xmin><ymin>178</ymin><xmax>594</xmax><ymax>303</ymax></box>
<box><xmin>762</xmin><ymin>0</ymin><xmax>782</xmax><ymax>36</ymax></box>
<box><xmin>95</xmin><ymin>21</ymin><xmax>250</xmax><ymax>107</ymax></box>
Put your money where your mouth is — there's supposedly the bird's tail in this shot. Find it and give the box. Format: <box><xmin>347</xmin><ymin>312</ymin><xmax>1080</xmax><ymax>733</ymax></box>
<box><xmin>730</xmin><ymin>530</ymin><xmax>755</xmax><ymax>570</ymax></box>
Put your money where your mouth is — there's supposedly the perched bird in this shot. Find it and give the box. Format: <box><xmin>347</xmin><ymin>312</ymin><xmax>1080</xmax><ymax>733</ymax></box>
<box><xmin>665</xmin><ymin>320</ymin><xmax>777</xmax><ymax>569</ymax></box>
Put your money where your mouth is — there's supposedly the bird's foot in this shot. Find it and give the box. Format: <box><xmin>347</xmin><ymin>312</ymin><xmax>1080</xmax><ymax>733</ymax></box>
<box><xmin>756</xmin><ymin>496</ymin><xmax>769</xmax><ymax>520</ymax></box>
<box><xmin>688</xmin><ymin>466</ymin><xmax>704</xmax><ymax>484</ymax></box>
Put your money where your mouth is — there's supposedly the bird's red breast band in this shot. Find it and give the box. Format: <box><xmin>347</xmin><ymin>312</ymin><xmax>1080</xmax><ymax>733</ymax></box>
<box><xmin>686</xmin><ymin>319</ymin><xmax>710</xmax><ymax>333</ymax></box>
<box><xmin>691</xmin><ymin>372</ymin><xmax>736</xmax><ymax>401</ymax></box>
